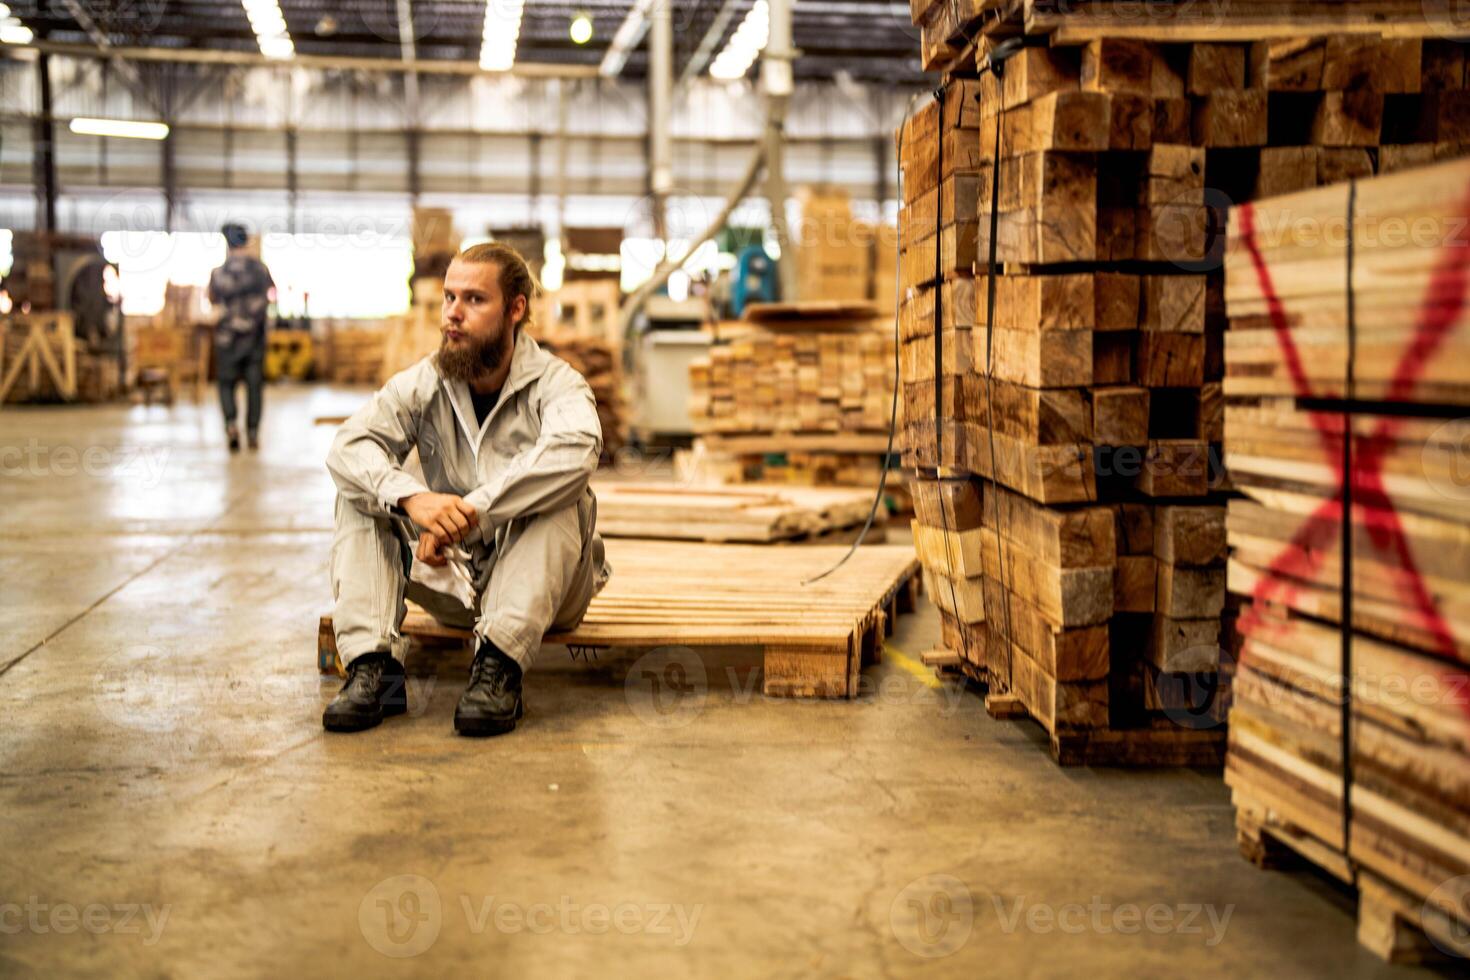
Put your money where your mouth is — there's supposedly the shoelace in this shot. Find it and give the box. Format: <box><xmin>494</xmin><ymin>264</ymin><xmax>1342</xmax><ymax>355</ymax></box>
<box><xmin>469</xmin><ymin>655</ymin><xmax>509</xmax><ymax>694</ymax></box>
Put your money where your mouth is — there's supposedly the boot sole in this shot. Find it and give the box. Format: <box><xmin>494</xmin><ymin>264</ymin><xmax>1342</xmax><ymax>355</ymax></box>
<box><xmin>454</xmin><ymin>702</ymin><xmax>522</xmax><ymax>737</ymax></box>
<box><xmin>324</xmin><ymin>697</ymin><xmax>408</xmax><ymax>733</ymax></box>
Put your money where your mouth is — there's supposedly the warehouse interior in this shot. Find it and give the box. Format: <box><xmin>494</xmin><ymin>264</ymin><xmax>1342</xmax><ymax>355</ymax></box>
<box><xmin>3</xmin><ymin>1</ymin><xmax>1469</xmax><ymax>975</ymax></box>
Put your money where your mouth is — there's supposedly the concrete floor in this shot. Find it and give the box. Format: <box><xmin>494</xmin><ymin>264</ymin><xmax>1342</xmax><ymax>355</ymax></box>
<box><xmin>0</xmin><ymin>385</ymin><xmax>1447</xmax><ymax>978</ymax></box>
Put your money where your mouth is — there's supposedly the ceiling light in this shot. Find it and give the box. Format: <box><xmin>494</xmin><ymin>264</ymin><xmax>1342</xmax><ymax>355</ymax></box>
<box><xmin>709</xmin><ymin>0</ymin><xmax>767</xmax><ymax>80</ymax></box>
<box><xmin>0</xmin><ymin>5</ymin><xmax>12</xmax><ymax>19</ymax></box>
<box><xmin>240</xmin><ymin>0</ymin><xmax>294</xmax><ymax>60</ymax></box>
<box><xmin>569</xmin><ymin>13</ymin><xmax>592</xmax><ymax>45</ymax></box>
<box><xmin>69</xmin><ymin>117</ymin><xmax>170</xmax><ymax>140</ymax></box>
<box><xmin>0</xmin><ymin>20</ymin><xmax>32</xmax><ymax>44</ymax></box>
<box><xmin>480</xmin><ymin>0</ymin><xmax>525</xmax><ymax>72</ymax></box>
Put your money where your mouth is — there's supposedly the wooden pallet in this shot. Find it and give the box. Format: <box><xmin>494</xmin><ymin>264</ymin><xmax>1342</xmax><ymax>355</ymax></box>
<box><xmin>0</xmin><ymin>312</ymin><xmax>77</xmax><ymax>405</ymax></box>
<box><xmin>1235</xmin><ymin>791</ymin><xmax>1470</xmax><ymax>964</ymax></box>
<box><xmin>317</xmin><ymin>540</ymin><xmax>921</xmax><ymax>699</ymax></box>
<box><xmin>591</xmin><ymin>481</ymin><xmax>885</xmax><ymax>543</ymax></box>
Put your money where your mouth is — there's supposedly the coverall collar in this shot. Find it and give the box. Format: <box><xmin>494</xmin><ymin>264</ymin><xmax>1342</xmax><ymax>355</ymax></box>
<box><xmin>438</xmin><ymin>328</ymin><xmax>551</xmax><ymax>454</ymax></box>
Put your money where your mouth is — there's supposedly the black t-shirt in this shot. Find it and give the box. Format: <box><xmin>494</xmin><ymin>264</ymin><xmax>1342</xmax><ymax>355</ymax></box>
<box><xmin>470</xmin><ymin>387</ymin><xmax>501</xmax><ymax>427</ymax></box>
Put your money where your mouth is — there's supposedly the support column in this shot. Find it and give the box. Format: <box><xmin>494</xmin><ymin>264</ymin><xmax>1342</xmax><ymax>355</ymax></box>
<box><xmin>33</xmin><ymin>51</ymin><xmax>57</xmax><ymax>234</ymax></box>
<box><xmin>648</xmin><ymin>0</ymin><xmax>673</xmax><ymax>240</ymax></box>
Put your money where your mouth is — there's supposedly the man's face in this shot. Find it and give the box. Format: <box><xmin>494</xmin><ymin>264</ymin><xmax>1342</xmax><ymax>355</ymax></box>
<box><xmin>437</xmin><ymin>259</ymin><xmax>525</xmax><ymax>382</ymax></box>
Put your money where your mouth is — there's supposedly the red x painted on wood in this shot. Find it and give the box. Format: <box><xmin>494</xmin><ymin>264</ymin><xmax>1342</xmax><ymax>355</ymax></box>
<box><xmin>1235</xmin><ymin>185</ymin><xmax>1470</xmax><ymax>702</ymax></box>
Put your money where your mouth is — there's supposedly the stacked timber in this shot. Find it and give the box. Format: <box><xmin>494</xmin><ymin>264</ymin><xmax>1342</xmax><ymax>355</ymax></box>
<box><xmin>325</xmin><ymin>323</ymin><xmax>387</xmax><ymax>384</ymax></box>
<box><xmin>590</xmin><ymin>481</ymin><xmax>885</xmax><ymax>543</ymax></box>
<box><xmin>689</xmin><ymin>303</ymin><xmax>895</xmax><ymax>441</ymax></box>
<box><xmin>898</xmin><ymin>28</ymin><xmax>1469</xmax><ymax>765</ymax></box>
<box><xmin>1222</xmin><ymin>156</ymin><xmax>1470</xmax><ymax>961</ymax></box>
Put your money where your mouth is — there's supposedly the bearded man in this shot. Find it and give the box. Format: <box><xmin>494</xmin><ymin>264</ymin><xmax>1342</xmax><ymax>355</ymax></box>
<box><xmin>323</xmin><ymin>242</ymin><xmax>609</xmax><ymax>737</ymax></box>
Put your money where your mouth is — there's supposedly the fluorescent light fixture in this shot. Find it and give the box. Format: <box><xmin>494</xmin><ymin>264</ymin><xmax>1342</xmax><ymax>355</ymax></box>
<box><xmin>569</xmin><ymin>13</ymin><xmax>592</xmax><ymax>45</ymax></box>
<box><xmin>479</xmin><ymin>0</ymin><xmax>525</xmax><ymax>72</ymax></box>
<box><xmin>69</xmin><ymin>117</ymin><xmax>170</xmax><ymax>140</ymax></box>
<box><xmin>599</xmin><ymin>0</ymin><xmax>654</xmax><ymax>77</ymax></box>
<box><xmin>240</xmin><ymin>0</ymin><xmax>294</xmax><ymax>60</ymax></box>
<box><xmin>709</xmin><ymin>0</ymin><xmax>768</xmax><ymax>80</ymax></box>
<box><xmin>0</xmin><ymin>19</ymin><xmax>32</xmax><ymax>44</ymax></box>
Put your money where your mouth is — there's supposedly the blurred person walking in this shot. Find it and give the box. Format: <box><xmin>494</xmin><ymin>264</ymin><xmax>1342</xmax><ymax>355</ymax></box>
<box><xmin>208</xmin><ymin>223</ymin><xmax>275</xmax><ymax>451</ymax></box>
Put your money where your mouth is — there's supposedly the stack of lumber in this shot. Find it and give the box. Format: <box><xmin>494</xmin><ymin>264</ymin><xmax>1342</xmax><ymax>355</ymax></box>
<box><xmin>326</xmin><ymin>323</ymin><xmax>387</xmax><ymax>384</ymax></box>
<box><xmin>545</xmin><ymin>278</ymin><xmax>623</xmax><ymax>349</ymax></box>
<box><xmin>536</xmin><ymin>331</ymin><xmax>627</xmax><ymax>459</ymax></box>
<box><xmin>380</xmin><ymin>278</ymin><xmax>443</xmax><ymax>382</ymax></box>
<box><xmin>590</xmin><ymin>481</ymin><xmax>885</xmax><ymax>543</ymax></box>
<box><xmin>319</xmin><ymin>539</ymin><xmax>922</xmax><ymax>700</ymax></box>
<box><xmin>1222</xmin><ymin>156</ymin><xmax>1470</xmax><ymax>962</ymax></box>
<box><xmin>912</xmin><ymin>0</ymin><xmax>1468</xmax><ymax>75</ymax></box>
<box><xmin>689</xmin><ymin>301</ymin><xmax>895</xmax><ymax>441</ymax></box>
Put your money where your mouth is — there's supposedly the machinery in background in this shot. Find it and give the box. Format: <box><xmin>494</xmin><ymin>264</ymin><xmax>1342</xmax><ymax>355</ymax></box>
<box><xmin>1</xmin><ymin>233</ymin><xmax>124</xmax><ymax>404</ymax></box>
<box><xmin>628</xmin><ymin>293</ymin><xmax>712</xmax><ymax>447</ymax></box>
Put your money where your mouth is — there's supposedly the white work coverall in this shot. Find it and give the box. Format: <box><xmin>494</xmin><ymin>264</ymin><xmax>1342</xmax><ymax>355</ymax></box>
<box><xmin>326</xmin><ymin>329</ymin><xmax>610</xmax><ymax>669</ymax></box>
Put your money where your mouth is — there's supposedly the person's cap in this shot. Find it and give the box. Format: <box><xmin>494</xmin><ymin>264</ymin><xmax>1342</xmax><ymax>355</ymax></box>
<box><xmin>221</xmin><ymin>223</ymin><xmax>249</xmax><ymax>248</ymax></box>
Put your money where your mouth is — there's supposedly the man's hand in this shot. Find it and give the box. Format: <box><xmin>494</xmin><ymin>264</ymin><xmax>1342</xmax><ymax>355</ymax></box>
<box><xmin>416</xmin><ymin>531</ymin><xmax>447</xmax><ymax>567</ymax></box>
<box><xmin>400</xmin><ymin>492</ymin><xmax>478</xmax><ymax>546</ymax></box>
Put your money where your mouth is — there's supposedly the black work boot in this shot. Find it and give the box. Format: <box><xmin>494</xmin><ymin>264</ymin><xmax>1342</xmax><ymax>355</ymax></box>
<box><xmin>226</xmin><ymin>426</ymin><xmax>241</xmax><ymax>453</ymax></box>
<box><xmin>323</xmin><ymin>652</ymin><xmax>408</xmax><ymax>733</ymax></box>
<box><xmin>454</xmin><ymin>643</ymin><xmax>523</xmax><ymax>737</ymax></box>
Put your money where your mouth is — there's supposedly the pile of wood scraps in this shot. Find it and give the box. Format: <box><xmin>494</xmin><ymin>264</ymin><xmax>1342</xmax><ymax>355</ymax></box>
<box><xmin>1222</xmin><ymin>156</ymin><xmax>1470</xmax><ymax>963</ymax></box>
<box><xmin>591</xmin><ymin>481</ymin><xmax>885</xmax><ymax>543</ymax></box>
<box><xmin>317</xmin><ymin>540</ymin><xmax>922</xmax><ymax>699</ymax></box>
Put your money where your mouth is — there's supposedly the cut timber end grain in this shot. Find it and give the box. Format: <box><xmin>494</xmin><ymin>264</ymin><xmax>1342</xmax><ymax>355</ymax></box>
<box><xmin>1141</xmin><ymin>275</ymin><xmax>1206</xmax><ymax>333</ymax></box>
<box><xmin>1193</xmin><ymin>89</ymin><xmax>1268</xmax><ymax>147</ymax></box>
<box><xmin>1255</xmin><ymin>147</ymin><xmax>1318</xmax><ymax>198</ymax></box>
<box><xmin>1095</xmin><ymin>273</ymin><xmax>1141</xmax><ymax>331</ymax></box>
<box><xmin>1322</xmin><ymin>36</ymin><xmax>1421</xmax><ymax>94</ymax></box>
<box><xmin>912</xmin><ymin>477</ymin><xmax>983</xmax><ymax>530</ymax></box>
<box><xmin>1115</xmin><ymin>554</ymin><xmax>1158</xmax><ymax>613</ymax></box>
<box><xmin>1311</xmin><ymin>90</ymin><xmax>1384</xmax><ymax>147</ymax></box>
<box><xmin>1092</xmin><ymin>386</ymin><xmax>1150</xmax><ymax>445</ymax></box>
<box><xmin>1136</xmin><ymin>332</ymin><xmax>1204</xmax><ymax>388</ymax></box>
<box><xmin>1082</xmin><ymin>39</ymin><xmax>1155</xmax><ymax>97</ymax></box>
<box><xmin>1250</xmin><ymin>37</ymin><xmax>1325</xmax><ymax>91</ymax></box>
<box><xmin>984</xmin><ymin>92</ymin><xmax>1112</xmax><ymax>155</ymax></box>
<box><xmin>1154</xmin><ymin>505</ymin><xmax>1226</xmax><ymax>566</ymax></box>
<box><xmin>976</xmin><ymin>273</ymin><xmax>1097</xmax><ymax>332</ymax></box>
<box><xmin>1421</xmin><ymin>40</ymin><xmax>1467</xmax><ymax>91</ymax></box>
<box><xmin>1188</xmin><ymin>43</ymin><xmax>1247</xmax><ymax>95</ymax></box>
<box><xmin>1316</xmin><ymin>147</ymin><xmax>1374</xmax><ymax>185</ymax></box>
<box><xmin>1109</xmin><ymin>94</ymin><xmax>1153</xmax><ymax>150</ymax></box>
<box><xmin>1153</xmin><ymin>98</ymin><xmax>1192</xmax><ymax>144</ymax></box>
<box><xmin>1002</xmin><ymin>46</ymin><xmax>1081</xmax><ymax>112</ymax></box>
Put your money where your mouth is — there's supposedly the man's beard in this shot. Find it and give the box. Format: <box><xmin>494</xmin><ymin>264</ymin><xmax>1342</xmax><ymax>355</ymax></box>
<box><xmin>436</xmin><ymin>316</ymin><xmax>513</xmax><ymax>383</ymax></box>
